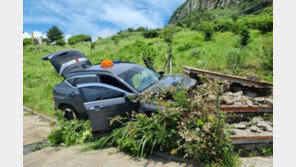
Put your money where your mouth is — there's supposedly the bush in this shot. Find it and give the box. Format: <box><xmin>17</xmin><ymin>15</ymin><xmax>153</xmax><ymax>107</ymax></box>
<box><xmin>48</xmin><ymin>112</ymin><xmax>93</xmax><ymax>146</ymax></box>
<box><xmin>143</xmin><ymin>29</ymin><xmax>159</xmax><ymax>38</ymax></box>
<box><xmin>56</xmin><ymin>39</ymin><xmax>66</xmax><ymax>46</ymax></box>
<box><xmin>127</xmin><ymin>27</ymin><xmax>134</xmax><ymax>32</ymax></box>
<box><xmin>260</xmin><ymin>39</ymin><xmax>273</xmax><ymax>75</ymax></box>
<box><xmin>68</xmin><ymin>34</ymin><xmax>92</xmax><ymax>45</ymax></box>
<box><xmin>43</xmin><ymin>38</ymin><xmax>50</xmax><ymax>44</ymax></box>
<box><xmin>255</xmin><ymin>15</ymin><xmax>273</xmax><ymax>34</ymax></box>
<box><xmin>23</xmin><ymin>38</ymin><xmax>32</xmax><ymax>46</ymax></box>
<box><xmin>214</xmin><ymin>20</ymin><xmax>233</xmax><ymax>32</ymax></box>
<box><xmin>231</xmin><ymin>14</ymin><xmax>239</xmax><ymax>22</ymax></box>
<box><xmin>136</xmin><ymin>27</ymin><xmax>146</xmax><ymax>32</ymax></box>
<box><xmin>177</xmin><ymin>43</ymin><xmax>191</xmax><ymax>52</ymax></box>
<box><xmin>201</xmin><ymin>24</ymin><xmax>214</xmax><ymax>41</ymax></box>
<box><xmin>226</xmin><ymin>48</ymin><xmax>248</xmax><ymax>71</ymax></box>
<box><xmin>89</xmin><ymin>80</ymin><xmax>236</xmax><ymax>166</ymax></box>
<box><xmin>238</xmin><ymin>25</ymin><xmax>251</xmax><ymax>47</ymax></box>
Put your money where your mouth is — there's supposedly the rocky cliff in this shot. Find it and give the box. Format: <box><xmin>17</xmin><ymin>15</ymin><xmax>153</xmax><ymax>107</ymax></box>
<box><xmin>167</xmin><ymin>0</ymin><xmax>246</xmax><ymax>25</ymax></box>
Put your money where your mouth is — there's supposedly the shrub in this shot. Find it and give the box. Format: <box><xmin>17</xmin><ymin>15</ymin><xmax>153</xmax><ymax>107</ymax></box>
<box><xmin>177</xmin><ymin>43</ymin><xmax>192</xmax><ymax>52</ymax></box>
<box><xmin>47</xmin><ymin>112</ymin><xmax>93</xmax><ymax>146</ymax></box>
<box><xmin>201</xmin><ymin>24</ymin><xmax>214</xmax><ymax>41</ymax></box>
<box><xmin>238</xmin><ymin>25</ymin><xmax>251</xmax><ymax>47</ymax></box>
<box><xmin>226</xmin><ymin>48</ymin><xmax>248</xmax><ymax>71</ymax></box>
<box><xmin>136</xmin><ymin>27</ymin><xmax>146</xmax><ymax>32</ymax></box>
<box><xmin>111</xmin><ymin>35</ymin><xmax>120</xmax><ymax>45</ymax></box>
<box><xmin>127</xmin><ymin>27</ymin><xmax>134</xmax><ymax>32</ymax></box>
<box><xmin>23</xmin><ymin>38</ymin><xmax>32</xmax><ymax>46</ymax></box>
<box><xmin>43</xmin><ymin>38</ymin><xmax>50</xmax><ymax>44</ymax></box>
<box><xmin>56</xmin><ymin>39</ymin><xmax>66</xmax><ymax>46</ymax></box>
<box><xmin>68</xmin><ymin>34</ymin><xmax>91</xmax><ymax>45</ymax></box>
<box><xmin>255</xmin><ymin>15</ymin><xmax>273</xmax><ymax>34</ymax></box>
<box><xmin>191</xmin><ymin>23</ymin><xmax>214</xmax><ymax>41</ymax></box>
<box><xmin>214</xmin><ymin>20</ymin><xmax>233</xmax><ymax>32</ymax></box>
<box><xmin>89</xmin><ymin>80</ymin><xmax>236</xmax><ymax>166</ymax></box>
<box><xmin>231</xmin><ymin>14</ymin><xmax>239</xmax><ymax>22</ymax></box>
<box><xmin>143</xmin><ymin>29</ymin><xmax>159</xmax><ymax>38</ymax></box>
<box><xmin>260</xmin><ymin>39</ymin><xmax>273</xmax><ymax>75</ymax></box>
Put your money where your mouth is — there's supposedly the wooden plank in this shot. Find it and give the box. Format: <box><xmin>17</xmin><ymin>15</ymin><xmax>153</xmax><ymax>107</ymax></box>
<box><xmin>183</xmin><ymin>66</ymin><xmax>273</xmax><ymax>88</ymax></box>
<box><xmin>220</xmin><ymin>106</ymin><xmax>273</xmax><ymax>113</ymax></box>
<box><xmin>231</xmin><ymin>135</ymin><xmax>273</xmax><ymax>144</ymax></box>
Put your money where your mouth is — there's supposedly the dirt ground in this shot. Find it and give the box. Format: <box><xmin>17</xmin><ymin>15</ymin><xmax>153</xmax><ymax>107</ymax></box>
<box><xmin>23</xmin><ymin>111</ymin><xmax>53</xmax><ymax>145</ymax></box>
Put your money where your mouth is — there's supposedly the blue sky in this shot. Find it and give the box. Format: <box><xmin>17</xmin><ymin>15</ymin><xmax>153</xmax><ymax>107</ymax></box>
<box><xmin>23</xmin><ymin>0</ymin><xmax>185</xmax><ymax>41</ymax></box>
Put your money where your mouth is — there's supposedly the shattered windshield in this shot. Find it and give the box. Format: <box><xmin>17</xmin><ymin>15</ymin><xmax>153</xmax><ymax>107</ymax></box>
<box><xmin>118</xmin><ymin>66</ymin><xmax>160</xmax><ymax>92</ymax></box>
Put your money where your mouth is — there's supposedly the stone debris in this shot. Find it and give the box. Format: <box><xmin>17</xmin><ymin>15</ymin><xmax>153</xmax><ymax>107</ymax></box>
<box><xmin>220</xmin><ymin>91</ymin><xmax>273</xmax><ymax>107</ymax></box>
<box><xmin>250</xmin><ymin>126</ymin><xmax>261</xmax><ymax>133</ymax></box>
<box><xmin>228</xmin><ymin>117</ymin><xmax>273</xmax><ymax>137</ymax></box>
<box><xmin>235</xmin><ymin>123</ymin><xmax>247</xmax><ymax>130</ymax></box>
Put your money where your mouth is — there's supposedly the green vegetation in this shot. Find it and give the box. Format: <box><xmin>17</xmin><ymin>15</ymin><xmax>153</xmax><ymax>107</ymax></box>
<box><xmin>46</xmin><ymin>26</ymin><xmax>64</xmax><ymax>43</ymax></box>
<box><xmin>49</xmin><ymin>80</ymin><xmax>239</xmax><ymax>166</ymax></box>
<box><xmin>47</xmin><ymin>112</ymin><xmax>93</xmax><ymax>146</ymax></box>
<box><xmin>68</xmin><ymin>34</ymin><xmax>92</xmax><ymax>45</ymax></box>
<box><xmin>23</xmin><ymin>38</ymin><xmax>32</xmax><ymax>46</ymax></box>
<box><xmin>55</xmin><ymin>38</ymin><xmax>66</xmax><ymax>46</ymax></box>
<box><xmin>24</xmin><ymin>7</ymin><xmax>273</xmax><ymax>118</ymax></box>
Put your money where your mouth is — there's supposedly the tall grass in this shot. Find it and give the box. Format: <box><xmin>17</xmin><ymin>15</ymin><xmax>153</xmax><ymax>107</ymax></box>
<box><xmin>23</xmin><ymin>28</ymin><xmax>272</xmax><ymax>117</ymax></box>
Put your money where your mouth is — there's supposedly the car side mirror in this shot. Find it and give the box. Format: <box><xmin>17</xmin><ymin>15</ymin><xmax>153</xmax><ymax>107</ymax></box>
<box><xmin>158</xmin><ymin>70</ymin><xmax>164</xmax><ymax>76</ymax></box>
<box><xmin>125</xmin><ymin>93</ymin><xmax>137</xmax><ymax>101</ymax></box>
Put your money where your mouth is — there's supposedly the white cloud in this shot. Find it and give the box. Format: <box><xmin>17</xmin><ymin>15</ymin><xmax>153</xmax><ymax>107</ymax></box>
<box><xmin>23</xmin><ymin>31</ymin><xmax>47</xmax><ymax>39</ymax></box>
<box><xmin>23</xmin><ymin>0</ymin><xmax>185</xmax><ymax>37</ymax></box>
<box><xmin>92</xmin><ymin>29</ymin><xmax>117</xmax><ymax>41</ymax></box>
<box><xmin>64</xmin><ymin>34</ymin><xmax>72</xmax><ymax>42</ymax></box>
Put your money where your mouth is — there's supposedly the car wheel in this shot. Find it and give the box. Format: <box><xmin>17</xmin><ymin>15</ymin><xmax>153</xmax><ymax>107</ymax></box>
<box><xmin>61</xmin><ymin>105</ymin><xmax>78</xmax><ymax>120</ymax></box>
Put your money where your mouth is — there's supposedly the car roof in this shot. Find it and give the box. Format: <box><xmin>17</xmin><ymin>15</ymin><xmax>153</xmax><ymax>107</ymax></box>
<box><xmin>67</xmin><ymin>62</ymin><xmax>143</xmax><ymax>77</ymax></box>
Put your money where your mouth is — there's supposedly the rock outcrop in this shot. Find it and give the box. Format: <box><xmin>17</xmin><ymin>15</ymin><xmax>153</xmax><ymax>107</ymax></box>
<box><xmin>167</xmin><ymin>0</ymin><xmax>244</xmax><ymax>25</ymax></box>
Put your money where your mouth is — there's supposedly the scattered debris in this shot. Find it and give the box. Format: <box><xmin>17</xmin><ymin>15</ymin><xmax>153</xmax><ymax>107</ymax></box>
<box><xmin>228</xmin><ymin>117</ymin><xmax>273</xmax><ymax>137</ymax></box>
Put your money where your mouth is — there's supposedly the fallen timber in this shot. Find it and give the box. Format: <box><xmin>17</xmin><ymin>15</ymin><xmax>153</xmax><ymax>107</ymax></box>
<box><xmin>230</xmin><ymin>135</ymin><xmax>273</xmax><ymax>144</ymax></box>
<box><xmin>220</xmin><ymin>106</ymin><xmax>273</xmax><ymax>113</ymax></box>
<box><xmin>183</xmin><ymin>66</ymin><xmax>273</xmax><ymax>89</ymax></box>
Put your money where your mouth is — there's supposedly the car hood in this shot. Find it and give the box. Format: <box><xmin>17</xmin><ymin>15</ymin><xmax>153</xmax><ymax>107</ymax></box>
<box><xmin>146</xmin><ymin>74</ymin><xmax>196</xmax><ymax>93</ymax></box>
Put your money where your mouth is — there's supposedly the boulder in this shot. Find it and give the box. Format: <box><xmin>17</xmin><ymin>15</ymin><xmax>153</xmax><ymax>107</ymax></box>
<box><xmin>250</xmin><ymin>125</ymin><xmax>261</xmax><ymax>133</ymax></box>
<box><xmin>266</xmin><ymin>98</ymin><xmax>273</xmax><ymax>106</ymax></box>
<box><xmin>250</xmin><ymin>117</ymin><xmax>264</xmax><ymax>125</ymax></box>
<box><xmin>235</xmin><ymin>123</ymin><xmax>247</xmax><ymax>130</ymax></box>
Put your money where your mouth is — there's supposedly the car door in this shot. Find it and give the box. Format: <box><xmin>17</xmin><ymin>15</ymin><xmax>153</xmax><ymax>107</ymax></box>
<box><xmin>41</xmin><ymin>50</ymin><xmax>92</xmax><ymax>77</ymax></box>
<box><xmin>77</xmin><ymin>83</ymin><xmax>130</xmax><ymax>134</ymax></box>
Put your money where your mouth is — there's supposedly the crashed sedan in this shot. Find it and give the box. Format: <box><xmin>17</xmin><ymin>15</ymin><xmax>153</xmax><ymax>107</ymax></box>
<box><xmin>42</xmin><ymin>50</ymin><xmax>196</xmax><ymax>136</ymax></box>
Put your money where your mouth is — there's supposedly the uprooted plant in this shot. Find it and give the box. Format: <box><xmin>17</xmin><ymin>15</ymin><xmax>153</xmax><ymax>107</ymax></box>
<box><xmin>86</xmin><ymin>80</ymin><xmax>237</xmax><ymax>166</ymax></box>
<box><xmin>47</xmin><ymin>111</ymin><xmax>93</xmax><ymax>147</ymax></box>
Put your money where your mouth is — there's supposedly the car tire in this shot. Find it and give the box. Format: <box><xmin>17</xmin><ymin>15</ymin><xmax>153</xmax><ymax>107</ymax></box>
<box><xmin>61</xmin><ymin>105</ymin><xmax>79</xmax><ymax>120</ymax></box>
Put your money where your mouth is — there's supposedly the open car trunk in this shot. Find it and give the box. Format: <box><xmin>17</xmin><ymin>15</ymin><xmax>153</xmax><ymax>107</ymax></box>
<box><xmin>41</xmin><ymin>50</ymin><xmax>92</xmax><ymax>77</ymax></box>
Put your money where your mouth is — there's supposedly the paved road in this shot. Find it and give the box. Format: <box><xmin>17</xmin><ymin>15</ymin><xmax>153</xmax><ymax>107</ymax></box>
<box><xmin>23</xmin><ymin>109</ymin><xmax>273</xmax><ymax>167</ymax></box>
<box><xmin>23</xmin><ymin>111</ymin><xmax>53</xmax><ymax>145</ymax></box>
<box><xmin>24</xmin><ymin>146</ymin><xmax>191</xmax><ymax>167</ymax></box>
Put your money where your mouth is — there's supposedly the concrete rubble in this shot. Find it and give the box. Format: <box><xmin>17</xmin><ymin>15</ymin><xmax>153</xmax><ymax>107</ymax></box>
<box><xmin>228</xmin><ymin>117</ymin><xmax>273</xmax><ymax>137</ymax></box>
<box><xmin>220</xmin><ymin>91</ymin><xmax>273</xmax><ymax>107</ymax></box>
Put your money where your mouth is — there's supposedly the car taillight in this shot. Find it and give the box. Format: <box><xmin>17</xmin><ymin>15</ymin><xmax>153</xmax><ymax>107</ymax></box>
<box><xmin>52</xmin><ymin>97</ymin><xmax>55</xmax><ymax>101</ymax></box>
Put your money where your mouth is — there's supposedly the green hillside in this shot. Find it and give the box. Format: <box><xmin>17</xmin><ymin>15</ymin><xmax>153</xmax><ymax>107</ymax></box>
<box><xmin>23</xmin><ymin>7</ymin><xmax>273</xmax><ymax>117</ymax></box>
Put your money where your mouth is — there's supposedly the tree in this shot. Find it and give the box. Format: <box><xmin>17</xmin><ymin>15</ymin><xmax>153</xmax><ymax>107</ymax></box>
<box><xmin>160</xmin><ymin>27</ymin><xmax>181</xmax><ymax>73</ymax></box>
<box><xmin>46</xmin><ymin>26</ymin><xmax>64</xmax><ymax>43</ymax></box>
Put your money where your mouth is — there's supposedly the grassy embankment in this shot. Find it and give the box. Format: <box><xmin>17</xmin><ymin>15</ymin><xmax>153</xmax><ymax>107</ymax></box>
<box><xmin>24</xmin><ymin>27</ymin><xmax>272</xmax><ymax>117</ymax></box>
